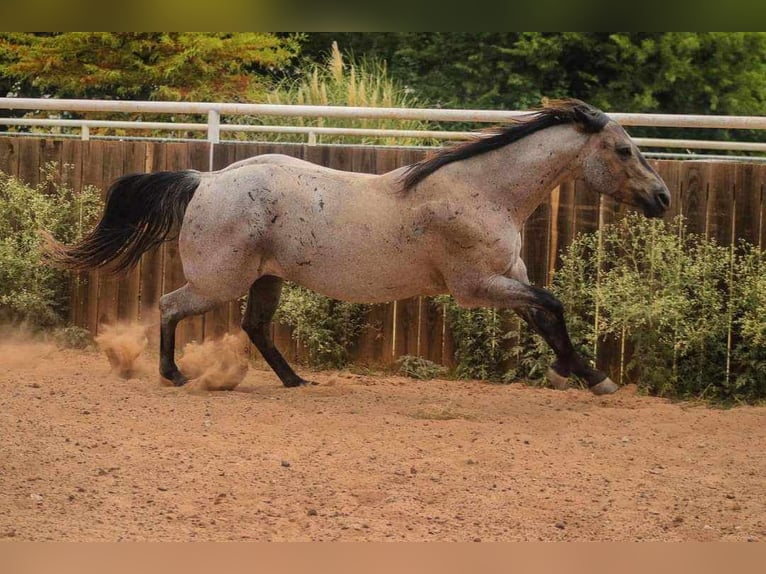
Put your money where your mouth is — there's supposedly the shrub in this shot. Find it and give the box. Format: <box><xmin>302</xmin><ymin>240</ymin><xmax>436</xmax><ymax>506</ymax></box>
<box><xmin>439</xmin><ymin>214</ymin><xmax>766</xmax><ymax>403</ymax></box>
<box><xmin>0</xmin><ymin>165</ymin><xmax>102</xmax><ymax>327</ymax></box>
<box><xmin>397</xmin><ymin>355</ymin><xmax>448</xmax><ymax>380</ymax></box>
<box><xmin>274</xmin><ymin>282</ymin><xmax>370</xmax><ymax>368</ymax></box>
<box><xmin>546</xmin><ymin>214</ymin><xmax>766</xmax><ymax>402</ymax></box>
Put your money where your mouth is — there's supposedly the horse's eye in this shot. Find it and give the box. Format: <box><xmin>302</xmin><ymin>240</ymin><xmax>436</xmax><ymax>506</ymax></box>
<box><xmin>616</xmin><ymin>145</ymin><xmax>632</xmax><ymax>159</ymax></box>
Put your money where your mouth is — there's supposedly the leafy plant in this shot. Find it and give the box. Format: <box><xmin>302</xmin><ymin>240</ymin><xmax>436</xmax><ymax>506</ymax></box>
<box><xmin>0</xmin><ymin>165</ymin><xmax>101</xmax><ymax>327</ymax></box>
<box><xmin>397</xmin><ymin>355</ymin><xmax>447</xmax><ymax>380</ymax></box>
<box><xmin>274</xmin><ymin>282</ymin><xmax>370</xmax><ymax>368</ymax></box>
<box><xmin>437</xmin><ymin>296</ymin><xmax>517</xmax><ymax>382</ymax></box>
<box><xmin>546</xmin><ymin>214</ymin><xmax>766</xmax><ymax>402</ymax></box>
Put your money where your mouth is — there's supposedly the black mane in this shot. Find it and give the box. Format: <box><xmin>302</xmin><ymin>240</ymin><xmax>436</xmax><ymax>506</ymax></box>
<box><xmin>401</xmin><ymin>99</ymin><xmax>610</xmax><ymax>191</ymax></box>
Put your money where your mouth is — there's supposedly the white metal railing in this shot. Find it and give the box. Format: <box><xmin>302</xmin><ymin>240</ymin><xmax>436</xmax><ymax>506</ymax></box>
<box><xmin>1</xmin><ymin>97</ymin><xmax>765</xmax><ymax>158</ymax></box>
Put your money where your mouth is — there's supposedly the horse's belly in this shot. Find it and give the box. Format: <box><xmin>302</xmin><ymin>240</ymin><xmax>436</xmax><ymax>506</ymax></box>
<box><xmin>275</xmin><ymin>253</ymin><xmax>445</xmax><ymax>304</ymax></box>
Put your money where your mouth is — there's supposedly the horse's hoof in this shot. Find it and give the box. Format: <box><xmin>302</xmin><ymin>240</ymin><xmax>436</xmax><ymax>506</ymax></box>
<box><xmin>590</xmin><ymin>378</ymin><xmax>619</xmax><ymax>395</ymax></box>
<box><xmin>162</xmin><ymin>372</ymin><xmax>189</xmax><ymax>387</ymax></box>
<box><xmin>546</xmin><ymin>367</ymin><xmax>569</xmax><ymax>390</ymax></box>
<box><xmin>282</xmin><ymin>378</ymin><xmax>314</xmax><ymax>388</ymax></box>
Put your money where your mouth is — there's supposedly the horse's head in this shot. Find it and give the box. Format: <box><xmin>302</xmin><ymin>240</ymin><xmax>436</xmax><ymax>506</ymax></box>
<box><xmin>578</xmin><ymin>115</ymin><xmax>671</xmax><ymax>218</ymax></box>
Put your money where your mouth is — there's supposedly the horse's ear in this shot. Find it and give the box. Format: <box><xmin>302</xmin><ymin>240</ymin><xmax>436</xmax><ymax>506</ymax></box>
<box><xmin>573</xmin><ymin>104</ymin><xmax>608</xmax><ymax>133</ymax></box>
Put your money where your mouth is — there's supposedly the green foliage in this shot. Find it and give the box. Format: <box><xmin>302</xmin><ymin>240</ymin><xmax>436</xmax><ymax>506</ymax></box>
<box><xmin>244</xmin><ymin>41</ymin><xmax>434</xmax><ymax>145</ymax></box>
<box><xmin>437</xmin><ymin>215</ymin><xmax>766</xmax><ymax>403</ymax></box>
<box><xmin>437</xmin><ymin>296</ymin><xmax>517</xmax><ymax>382</ymax></box>
<box><xmin>548</xmin><ymin>215</ymin><xmax>766</xmax><ymax>402</ymax></box>
<box><xmin>397</xmin><ymin>355</ymin><xmax>447</xmax><ymax>380</ymax></box>
<box><xmin>274</xmin><ymin>282</ymin><xmax>370</xmax><ymax>368</ymax></box>
<box><xmin>299</xmin><ymin>33</ymin><xmax>766</xmax><ymax>116</ymax></box>
<box><xmin>0</xmin><ymin>32</ymin><xmax>300</xmax><ymax>102</ymax></box>
<box><xmin>0</xmin><ymin>165</ymin><xmax>101</xmax><ymax>327</ymax></box>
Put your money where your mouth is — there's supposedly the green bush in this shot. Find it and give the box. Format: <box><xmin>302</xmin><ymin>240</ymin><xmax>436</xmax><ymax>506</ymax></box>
<box><xmin>0</xmin><ymin>165</ymin><xmax>102</xmax><ymax>327</ymax></box>
<box><xmin>547</xmin><ymin>215</ymin><xmax>766</xmax><ymax>402</ymax></box>
<box><xmin>397</xmin><ymin>355</ymin><xmax>448</xmax><ymax>380</ymax></box>
<box><xmin>438</xmin><ymin>214</ymin><xmax>766</xmax><ymax>403</ymax></box>
<box><xmin>274</xmin><ymin>282</ymin><xmax>370</xmax><ymax>368</ymax></box>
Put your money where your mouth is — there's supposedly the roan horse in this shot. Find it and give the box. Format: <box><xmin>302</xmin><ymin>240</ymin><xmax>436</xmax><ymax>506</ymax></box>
<box><xmin>44</xmin><ymin>99</ymin><xmax>670</xmax><ymax>395</ymax></box>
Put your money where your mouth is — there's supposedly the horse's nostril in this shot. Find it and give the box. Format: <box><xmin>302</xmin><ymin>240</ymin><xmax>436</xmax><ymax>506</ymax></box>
<box><xmin>655</xmin><ymin>190</ymin><xmax>670</xmax><ymax>209</ymax></box>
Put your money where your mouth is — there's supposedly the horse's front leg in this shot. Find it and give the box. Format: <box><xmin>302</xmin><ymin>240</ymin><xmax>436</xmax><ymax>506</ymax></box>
<box><xmin>451</xmin><ymin>274</ymin><xmax>618</xmax><ymax>395</ymax></box>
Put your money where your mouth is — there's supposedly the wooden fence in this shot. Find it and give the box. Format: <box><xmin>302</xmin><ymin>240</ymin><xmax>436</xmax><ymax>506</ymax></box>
<box><xmin>2</xmin><ymin>136</ymin><xmax>765</xmax><ymax>377</ymax></box>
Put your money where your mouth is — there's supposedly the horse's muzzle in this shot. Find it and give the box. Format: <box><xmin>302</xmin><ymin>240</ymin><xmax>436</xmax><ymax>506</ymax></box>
<box><xmin>641</xmin><ymin>185</ymin><xmax>671</xmax><ymax>218</ymax></box>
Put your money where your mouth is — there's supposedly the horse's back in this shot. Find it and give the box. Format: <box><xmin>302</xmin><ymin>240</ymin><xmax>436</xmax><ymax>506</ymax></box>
<box><xmin>215</xmin><ymin>153</ymin><xmax>378</xmax><ymax>180</ymax></box>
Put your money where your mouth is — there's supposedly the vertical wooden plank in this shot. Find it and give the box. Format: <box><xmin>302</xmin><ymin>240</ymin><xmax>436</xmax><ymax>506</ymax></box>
<box><xmin>679</xmin><ymin>162</ymin><xmax>710</xmax><ymax>237</ymax></box>
<box><xmin>0</xmin><ymin>137</ymin><xmax>21</xmax><ymax>176</ymax></box>
<box><xmin>420</xmin><ymin>297</ymin><xmax>444</xmax><ymax>365</ymax></box>
<box><xmin>706</xmin><ymin>162</ymin><xmax>736</xmax><ymax>245</ymax></box>
<box><xmin>60</xmin><ymin>140</ymin><xmax>83</xmax><ymax>194</ymax></box>
<box><xmin>378</xmin><ymin>301</ymin><xmax>396</xmax><ymax>365</ymax></box>
<box><xmin>758</xmin><ymin>165</ymin><xmax>766</xmax><ymax>249</ymax></box>
<box><xmin>573</xmin><ymin>178</ymin><xmax>601</xmax><ymax>237</ymax></box>
<box><xmin>350</xmin><ymin>146</ymin><xmax>377</xmax><ymax>175</ymax></box>
<box><xmin>393</xmin><ymin>297</ymin><xmax>420</xmax><ymax>359</ymax></box>
<box><xmin>16</xmin><ymin>138</ymin><xmax>41</xmax><ymax>187</ymax></box>
<box><xmin>38</xmin><ymin>139</ymin><xmax>62</xmax><ymax>194</ymax></box>
<box><xmin>733</xmin><ymin>163</ymin><xmax>760</xmax><ymax>247</ymax></box>
<box><xmin>352</xmin><ymin>304</ymin><xmax>387</xmax><ymax>366</ymax></box>
<box><xmin>653</xmin><ymin>160</ymin><xmax>682</xmax><ymax>223</ymax></box>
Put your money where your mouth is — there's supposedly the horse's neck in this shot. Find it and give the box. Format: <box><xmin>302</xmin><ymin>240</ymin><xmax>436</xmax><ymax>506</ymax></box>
<box><xmin>430</xmin><ymin>125</ymin><xmax>589</xmax><ymax>224</ymax></box>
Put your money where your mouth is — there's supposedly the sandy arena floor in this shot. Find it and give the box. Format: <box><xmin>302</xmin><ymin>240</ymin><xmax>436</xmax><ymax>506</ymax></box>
<box><xmin>0</xmin><ymin>339</ymin><xmax>764</xmax><ymax>541</ymax></box>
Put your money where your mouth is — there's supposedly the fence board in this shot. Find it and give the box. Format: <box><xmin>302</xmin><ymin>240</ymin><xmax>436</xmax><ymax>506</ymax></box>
<box><xmin>679</xmin><ymin>162</ymin><xmax>710</xmax><ymax>237</ymax></box>
<box><xmin>16</xmin><ymin>138</ymin><xmax>42</xmax><ymax>187</ymax></box>
<box><xmin>706</xmin><ymin>162</ymin><xmax>736</xmax><ymax>245</ymax></box>
<box><xmin>0</xmin><ymin>137</ymin><xmax>21</xmax><ymax>176</ymax></box>
<box><xmin>548</xmin><ymin>181</ymin><xmax>577</xmax><ymax>282</ymax></box>
<box><xmin>420</xmin><ymin>297</ymin><xmax>445</xmax><ymax>364</ymax></box>
<box><xmin>733</xmin><ymin>164</ymin><xmax>759</xmax><ymax>247</ymax></box>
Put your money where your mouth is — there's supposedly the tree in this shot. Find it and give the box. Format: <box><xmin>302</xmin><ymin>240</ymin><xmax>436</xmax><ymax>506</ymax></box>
<box><xmin>297</xmin><ymin>33</ymin><xmax>766</xmax><ymax>116</ymax></box>
<box><xmin>0</xmin><ymin>32</ymin><xmax>301</xmax><ymax>102</ymax></box>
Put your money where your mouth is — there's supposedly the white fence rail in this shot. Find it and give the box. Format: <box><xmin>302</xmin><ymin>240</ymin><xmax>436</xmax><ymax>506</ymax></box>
<box><xmin>1</xmin><ymin>97</ymin><xmax>765</xmax><ymax>158</ymax></box>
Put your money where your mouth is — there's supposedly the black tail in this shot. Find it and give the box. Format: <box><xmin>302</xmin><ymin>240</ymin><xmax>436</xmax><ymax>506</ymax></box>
<box><xmin>43</xmin><ymin>170</ymin><xmax>201</xmax><ymax>274</ymax></box>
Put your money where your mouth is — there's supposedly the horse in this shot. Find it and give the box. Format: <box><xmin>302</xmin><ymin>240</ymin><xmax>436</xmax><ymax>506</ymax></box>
<box><xmin>44</xmin><ymin>99</ymin><xmax>670</xmax><ymax>395</ymax></box>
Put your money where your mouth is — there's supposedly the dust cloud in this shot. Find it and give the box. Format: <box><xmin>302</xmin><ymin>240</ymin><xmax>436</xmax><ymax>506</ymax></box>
<box><xmin>94</xmin><ymin>322</ymin><xmax>149</xmax><ymax>379</ymax></box>
<box><xmin>178</xmin><ymin>333</ymin><xmax>250</xmax><ymax>391</ymax></box>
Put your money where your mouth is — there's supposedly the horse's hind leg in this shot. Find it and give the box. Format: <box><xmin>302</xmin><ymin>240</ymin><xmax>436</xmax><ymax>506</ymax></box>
<box><xmin>159</xmin><ymin>283</ymin><xmax>218</xmax><ymax>386</ymax></box>
<box><xmin>242</xmin><ymin>275</ymin><xmax>309</xmax><ymax>388</ymax></box>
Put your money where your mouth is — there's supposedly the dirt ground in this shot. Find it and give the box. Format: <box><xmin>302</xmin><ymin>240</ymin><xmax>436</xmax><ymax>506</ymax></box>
<box><xmin>1</xmin><ymin>338</ymin><xmax>764</xmax><ymax>542</ymax></box>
